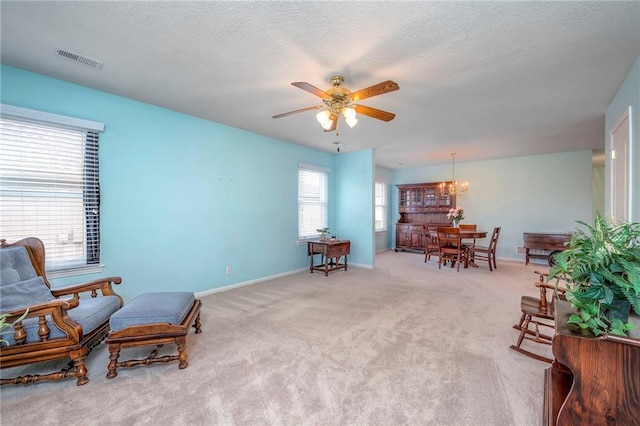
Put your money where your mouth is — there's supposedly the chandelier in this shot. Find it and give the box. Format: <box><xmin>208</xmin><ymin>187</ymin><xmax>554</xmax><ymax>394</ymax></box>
<box><xmin>439</xmin><ymin>153</ymin><xmax>469</xmax><ymax>197</ymax></box>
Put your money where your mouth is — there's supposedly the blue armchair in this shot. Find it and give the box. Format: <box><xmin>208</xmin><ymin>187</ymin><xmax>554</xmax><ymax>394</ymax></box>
<box><xmin>0</xmin><ymin>237</ymin><xmax>123</xmax><ymax>386</ymax></box>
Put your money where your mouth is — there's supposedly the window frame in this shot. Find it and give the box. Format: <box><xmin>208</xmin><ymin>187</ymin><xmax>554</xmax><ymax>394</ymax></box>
<box><xmin>297</xmin><ymin>163</ymin><xmax>329</xmax><ymax>242</ymax></box>
<box><xmin>375</xmin><ymin>180</ymin><xmax>388</xmax><ymax>232</ymax></box>
<box><xmin>0</xmin><ymin>104</ymin><xmax>105</xmax><ymax>278</ymax></box>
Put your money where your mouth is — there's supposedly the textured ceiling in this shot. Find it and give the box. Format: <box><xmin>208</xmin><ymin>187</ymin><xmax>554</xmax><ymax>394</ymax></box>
<box><xmin>1</xmin><ymin>1</ymin><xmax>638</xmax><ymax>169</ymax></box>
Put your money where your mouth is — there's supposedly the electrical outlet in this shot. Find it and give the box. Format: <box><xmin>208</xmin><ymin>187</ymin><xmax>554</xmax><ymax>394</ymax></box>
<box><xmin>226</xmin><ymin>266</ymin><xmax>232</xmax><ymax>275</ymax></box>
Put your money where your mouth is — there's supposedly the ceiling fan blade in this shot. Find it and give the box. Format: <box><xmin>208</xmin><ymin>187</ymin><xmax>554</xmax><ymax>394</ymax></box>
<box><xmin>272</xmin><ymin>105</ymin><xmax>324</xmax><ymax>119</ymax></box>
<box><xmin>324</xmin><ymin>112</ymin><xmax>338</xmax><ymax>132</ymax></box>
<box><xmin>350</xmin><ymin>80</ymin><xmax>399</xmax><ymax>102</ymax></box>
<box><xmin>291</xmin><ymin>82</ymin><xmax>332</xmax><ymax>99</ymax></box>
<box><xmin>353</xmin><ymin>104</ymin><xmax>396</xmax><ymax>122</ymax></box>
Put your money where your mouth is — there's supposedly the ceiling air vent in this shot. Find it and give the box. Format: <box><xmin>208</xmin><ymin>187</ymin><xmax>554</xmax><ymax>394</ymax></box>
<box><xmin>54</xmin><ymin>47</ymin><xmax>103</xmax><ymax>69</ymax></box>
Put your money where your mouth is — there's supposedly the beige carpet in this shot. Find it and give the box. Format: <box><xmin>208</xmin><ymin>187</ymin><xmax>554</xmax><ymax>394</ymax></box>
<box><xmin>0</xmin><ymin>251</ymin><xmax>552</xmax><ymax>425</ymax></box>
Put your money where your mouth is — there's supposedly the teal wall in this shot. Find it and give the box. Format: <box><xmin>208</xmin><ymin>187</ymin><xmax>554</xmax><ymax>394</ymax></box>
<box><xmin>335</xmin><ymin>150</ymin><xmax>375</xmax><ymax>266</ymax></box>
<box><xmin>392</xmin><ymin>151</ymin><xmax>594</xmax><ymax>262</ymax></box>
<box><xmin>606</xmin><ymin>55</ymin><xmax>639</xmax><ymax>222</ymax></box>
<box><xmin>1</xmin><ymin>65</ymin><xmax>377</xmax><ymax>300</ymax></box>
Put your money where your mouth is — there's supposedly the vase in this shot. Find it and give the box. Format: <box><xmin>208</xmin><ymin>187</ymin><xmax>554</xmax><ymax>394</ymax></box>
<box><xmin>452</xmin><ymin>219</ymin><xmax>459</xmax><ymax>228</ymax></box>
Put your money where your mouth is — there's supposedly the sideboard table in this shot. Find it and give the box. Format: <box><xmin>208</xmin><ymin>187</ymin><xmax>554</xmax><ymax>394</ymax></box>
<box><xmin>307</xmin><ymin>240</ymin><xmax>350</xmax><ymax>276</ymax></box>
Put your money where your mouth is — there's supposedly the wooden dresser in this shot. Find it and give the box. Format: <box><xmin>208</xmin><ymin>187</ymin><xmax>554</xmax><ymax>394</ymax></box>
<box><xmin>543</xmin><ymin>300</ymin><xmax>640</xmax><ymax>425</ymax></box>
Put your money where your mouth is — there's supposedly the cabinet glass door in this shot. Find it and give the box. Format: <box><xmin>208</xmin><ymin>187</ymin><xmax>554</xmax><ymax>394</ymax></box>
<box><xmin>424</xmin><ymin>187</ymin><xmax>437</xmax><ymax>206</ymax></box>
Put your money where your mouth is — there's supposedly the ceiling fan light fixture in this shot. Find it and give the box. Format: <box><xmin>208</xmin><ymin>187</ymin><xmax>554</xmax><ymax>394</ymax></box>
<box><xmin>316</xmin><ymin>110</ymin><xmax>333</xmax><ymax>130</ymax></box>
<box><xmin>345</xmin><ymin>115</ymin><xmax>358</xmax><ymax>128</ymax></box>
<box><xmin>342</xmin><ymin>107</ymin><xmax>356</xmax><ymax>120</ymax></box>
<box><xmin>342</xmin><ymin>107</ymin><xmax>358</xmax><ymax>128</ymax></box>
<box><xmin>275</xmin><ymin>75</ymin><xmax>399</xmax><ymax>132</ymax></box>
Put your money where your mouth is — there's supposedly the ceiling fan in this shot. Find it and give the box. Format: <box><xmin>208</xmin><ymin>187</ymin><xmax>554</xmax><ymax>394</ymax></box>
<box><xmin>272</xmin><ymin>75</ymin><xmax>399</xmax><ymax>132</ymax></box>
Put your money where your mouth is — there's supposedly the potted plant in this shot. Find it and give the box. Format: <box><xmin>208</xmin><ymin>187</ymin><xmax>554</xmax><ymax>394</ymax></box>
<box><xmin>316</xmin><ymin>227</ymin><xmax>331</xmax><ymax>241</ymax></box>
<box><xmin>548</xmin><ymin>213</ymin><xmax>640</xmax><ymax>337</ymax></box>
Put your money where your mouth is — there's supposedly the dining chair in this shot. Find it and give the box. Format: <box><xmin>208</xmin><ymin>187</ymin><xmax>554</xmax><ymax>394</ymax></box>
<box><xmin>459</xmin><ymin>223</ymin><xmax>478</xmax><ymax>255</ymax></box>
<box><xmin>469</xmin><ymin>226</ymin><xmax>501</xmax><ymax>271</ymax></box>
<box><xmin>423</xmin><ymin>227</ymin><xmax>439</xmax><ymax>263</ymax></box>
<box><xmin>436</xmin><ymin>227</ymin><xmax>467</xmax><ymax>271</ymax></box>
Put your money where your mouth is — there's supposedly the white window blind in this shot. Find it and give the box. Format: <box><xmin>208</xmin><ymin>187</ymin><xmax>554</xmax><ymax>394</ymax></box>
<box><xmin>298</xmin><ymin>164</ymin><xmax>328</xmax><ymax>240</ymax></box>
<box><xmin>375</xmin><ymin>180</ymin><xmax>387</xmax><ymax>231</ymax></box>
<box><xmin>0</xmin><ymin>105</ymin><xmax>103</xmax><ymax>273</ymax></box>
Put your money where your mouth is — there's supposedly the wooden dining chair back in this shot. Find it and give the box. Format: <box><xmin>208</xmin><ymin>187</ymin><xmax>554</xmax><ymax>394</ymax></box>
<box><xmin>469</xmin><ymin>226</ymin><xmax>501</xmax><ymax>271</ymax></box>
<box><xmin>459</xmin><ymin>223</ymin><xmax>478</xmax><ymax>249</ymax></box>
<box><xmin>510</xmin><ymin>271</ymin><xmax>567</xmax><ymax>363</ymax></box>
<box><xmin>436</xmin><ymin>227</ymin><xmax>467</xmax><ymax>271</ymax></box>
<box><xmin>423</xmin><ymin>227</ymin><xmax>439</xmax><ymax>263</ymax></box>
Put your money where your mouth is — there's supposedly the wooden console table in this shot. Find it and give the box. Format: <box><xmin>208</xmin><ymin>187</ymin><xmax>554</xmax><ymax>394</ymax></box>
<box><xmin>523</xmin><ymin>232</ymin><xmax>571</xmax><ymax>265</ymax></box>
<box><xmin>543</xmin><ymin>300</ymin><xmax>640</xmax><ymax>425</ymax></box>
<box><xmin>307</xmin><ymin>240</ymin><xmax>350</xmax><ymax>276</ymax></box>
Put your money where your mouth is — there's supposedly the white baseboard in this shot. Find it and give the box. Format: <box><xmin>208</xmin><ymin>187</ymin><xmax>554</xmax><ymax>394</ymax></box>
<box><xmin>195</xmin><ymin>267</ymin><xmax>307</xmax><ymax>298</ymax></box>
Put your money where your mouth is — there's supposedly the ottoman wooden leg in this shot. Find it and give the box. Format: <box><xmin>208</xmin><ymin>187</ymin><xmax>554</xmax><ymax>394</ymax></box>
<box><xmin>107</xmin><ymin>344</ymin><xmax>121</xmax><ymax>379</ymax></box>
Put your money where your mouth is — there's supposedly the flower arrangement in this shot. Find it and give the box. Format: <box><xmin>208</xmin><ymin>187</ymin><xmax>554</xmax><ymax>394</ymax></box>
<box><xmin>447</xmin><ymin>207</ymin><xmax>465</xmax><ymax>221</ymax></box>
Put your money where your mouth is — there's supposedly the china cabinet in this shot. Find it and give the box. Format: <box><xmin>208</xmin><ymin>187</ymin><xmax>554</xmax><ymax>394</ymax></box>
<box><xmin>395</xmin><ymin>182</ymin><xmax>456</xmax><ymax>252</ymax></box>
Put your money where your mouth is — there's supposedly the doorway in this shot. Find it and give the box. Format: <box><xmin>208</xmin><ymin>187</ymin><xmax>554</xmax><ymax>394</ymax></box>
<box><xmin>610</xmin><ymin>107</ymin><xmax>631</xmax><ymax>222</ymax></box>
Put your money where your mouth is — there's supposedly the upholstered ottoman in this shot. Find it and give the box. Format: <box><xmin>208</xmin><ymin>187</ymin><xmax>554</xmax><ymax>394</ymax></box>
<box><xmin>105</xmin><ymin>292</ymin><xmax>202</xmax><ymax>379</ymax></box>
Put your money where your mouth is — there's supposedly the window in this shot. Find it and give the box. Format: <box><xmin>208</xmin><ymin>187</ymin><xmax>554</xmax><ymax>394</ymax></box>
<box><xmin>298</xmin><ymin>163</ymin><xmax>328</xmax><ymax>240</ymax></box>
<box><xmin>0</xmin><ymin>104</ymin><xmax>104</xmax><ymax>275</ymax></box>
<box><xmin>375</xmin><ymin>180</ymin><xmax>387</xmax><ymax>231</ymax></box>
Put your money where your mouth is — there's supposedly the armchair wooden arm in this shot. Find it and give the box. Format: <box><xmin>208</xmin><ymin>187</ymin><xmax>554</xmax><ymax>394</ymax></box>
<box><xmin>51</xmin><ymin>276</ymin><xmax>123</xmax><ymax>302</ymax></box>
<box><xmin>3</xmin><ymin>298</ymin><xmax>83</xmax><ymax>347</ymax></box>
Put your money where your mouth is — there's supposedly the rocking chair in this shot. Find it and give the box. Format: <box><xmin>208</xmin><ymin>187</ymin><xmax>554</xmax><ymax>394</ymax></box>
<box><xmin>510</xmin><ymin>270</ymin><xmax>566</xmax><ymax>363</ymax></box>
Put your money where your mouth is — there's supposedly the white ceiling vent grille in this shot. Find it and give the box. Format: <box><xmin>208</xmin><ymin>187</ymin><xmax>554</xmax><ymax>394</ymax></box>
<box><xmin>54</xmin><ymin>47</ymin><xmax>103</xmax><ymax>69</ymax></box>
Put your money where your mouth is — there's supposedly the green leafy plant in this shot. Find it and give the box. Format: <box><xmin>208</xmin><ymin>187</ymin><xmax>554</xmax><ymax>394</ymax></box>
<box><xmin>548</xmin><ymin>213</ymin><xmax>640</xmax><ymax>337</ymax></box>
<box><xmin>0</xmin><ymin>309</ymin><xmax>29</xmax><ymax>347</ymax></box>
<box><xmin>316</xmin><ymin>227</ymin><xmax>331</xmax><ymax>239</ymax></box>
